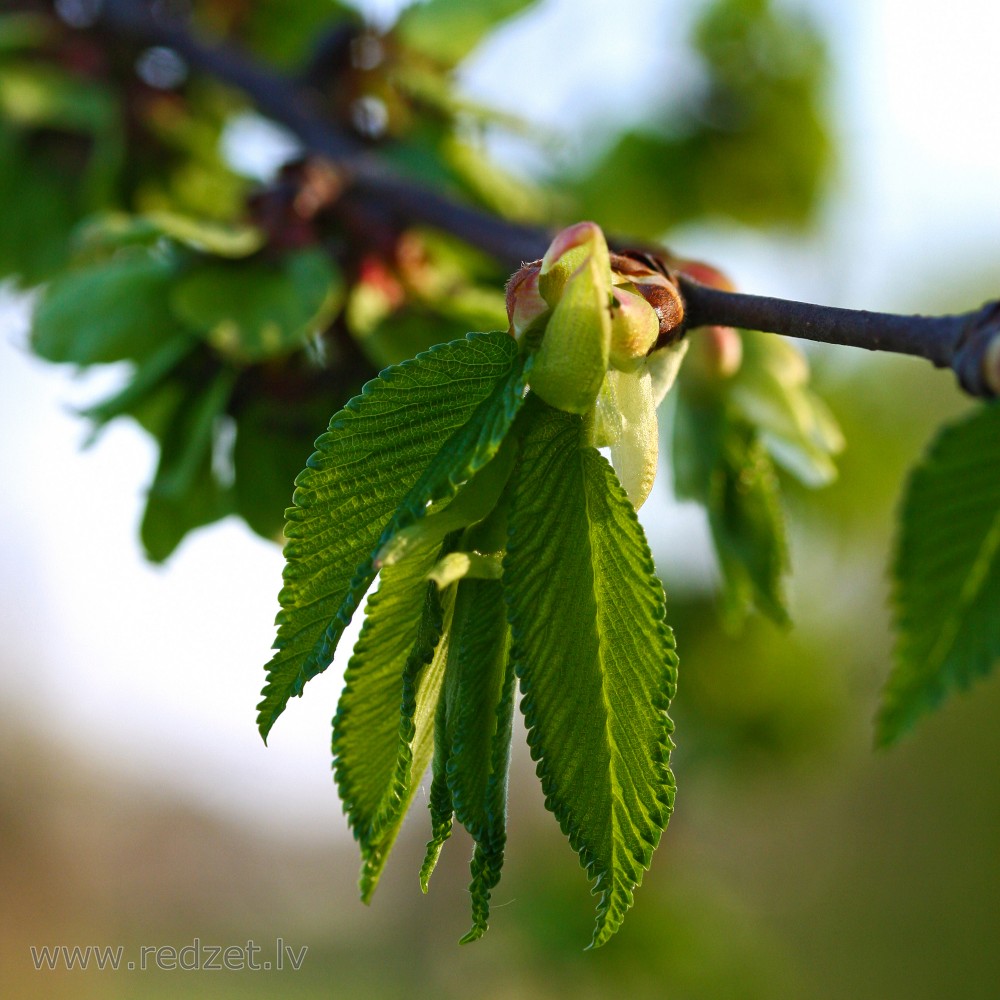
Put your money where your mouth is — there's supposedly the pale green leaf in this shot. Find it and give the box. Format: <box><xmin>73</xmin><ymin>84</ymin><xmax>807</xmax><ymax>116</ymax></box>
<box><xmin>428</xmin><ymin>550</ymin><xmax>503</xmax><ymax>589</ymax></box>
<box><xmin>504</xmin><ymin>399</ymin><xmax>677</xmax><ymax>948</ymax></box>
<box><xmin>879</xmin><ymin>403</ymin><xmax>1000</xmax><ymax>744</ymax></box>
<box><xmin>259</xmin><ymin>333</ymin><xmax>524</xmax><ymax>739</ymax></box>
<box><xmin>333</xmin><ymin>529</ymin><xmax>452</xmax><ymax>898</ymax></box>
<box><xmin>74</xmin><ymin>211</ymin><xmax>263</xmax><ymax>259</ymax></box>
<box><xmin>728</xmin><ymin>330</ymin><xmax>842</xmax><ymax>488</ymax></box>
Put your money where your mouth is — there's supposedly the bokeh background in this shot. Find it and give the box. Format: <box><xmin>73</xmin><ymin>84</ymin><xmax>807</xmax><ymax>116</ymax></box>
<box><xmin>2</xmin><ymin>0</ymin><xmax>1000</xmax><ymax>996</ymax></box>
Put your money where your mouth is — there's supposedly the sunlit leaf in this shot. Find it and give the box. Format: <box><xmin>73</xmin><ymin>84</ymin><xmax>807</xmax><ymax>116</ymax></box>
<box><xmin>258</xmin><ymin>333</ymin><xmax>525</xmax><ymax>739</ymax></box>
<box><xmin>504</xmin><ymin>399</ymin><xmax>677</xmax><ymax>947</ymax></box>
<box><xmin>879</xmin><ymin>403</ymin><xmax>1000</xmax><ymax>744</ymax></box>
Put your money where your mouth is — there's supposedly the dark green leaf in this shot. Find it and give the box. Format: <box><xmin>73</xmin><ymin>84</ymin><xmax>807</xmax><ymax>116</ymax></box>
<box><xmin>31</xmin><ymin>249</ymin><xmax>183</xmax><ymax>365</ymax></box>
<box><xmin>258</xmin><ymin>333</ymin><xmax>524</xmax><ymax>739</ymax></box>
<box><xmin>879</xmin><ymin>403</ymin><xmax>1000</xmax><ymax>744</ymax></box>
<box><xmin>140</xmin><ymin>366</ymin><xmax>237</xmax><ymax>562</ymax></box>
<box><xmin>504</xmin><ymin>399</ymin><xmax>677</xmax><ymax>948</ymax></box>
<box><xmin>170</xmin><ymin>249</ymin><xmax>342</xmax><ymax>362</ymax></box>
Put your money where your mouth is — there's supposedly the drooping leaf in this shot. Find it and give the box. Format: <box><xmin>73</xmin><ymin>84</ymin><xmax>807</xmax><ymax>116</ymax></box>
<box><xmin>79</xmin><ymin>332</ymin><xmax>199</xmax><ymax>435</ymax></box>
<box><xmin>879</xmin><ymin>403</ymin><xmax>1000</xmax><ymax>744</ymax></box>
<box><xmin>258</xmin><ymin>332</ymin><xmax>525</xmax><ymax>739</ymax></box>
<box><xmin>504</xmin><ymin>399</ymin><xmax>677</xmax><ymax>948</ymax></box>
<box><xmin>728</xmin><ymin>330</ymin><xmax>843</xmax><ymax>488</ymax></box>
<box><xmin>419</xmin><ymin>536</ymin><xmax>515</xmax><ymax>942</ymax></box>
<box><xmin>140</xmin><ymin>365</ymin><xmax>237</xmax><ymax>562</ymax></box>
<box><xmin>445</xmin><ymin>578</ymin><xmax>514</xmax><ymax>942</ymax></box>
<box><xmin>333</xmin><ymin>528</ymin><xmax>453</xmax><ymax>898</ymax></box>
<box><xmin>231</xmin><ymin>387</ymin><xmax>340</xmax><ymax>542</ymax></box>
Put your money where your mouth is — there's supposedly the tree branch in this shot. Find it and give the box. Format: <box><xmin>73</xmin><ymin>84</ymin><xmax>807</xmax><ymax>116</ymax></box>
<box><xmin>676</xmin><ymin>276</ymin><xmax>1000</xmax><ymax>398</ymax></box>
<box><xmin>89</xmin><ymin>0</ymin><xmax>1000</xmax><ymax>399</ymax></box>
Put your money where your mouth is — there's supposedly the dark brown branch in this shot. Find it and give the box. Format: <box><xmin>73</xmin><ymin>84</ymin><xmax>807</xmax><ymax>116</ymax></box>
<box><xmin>676</xmin><ymin>276</ymin><xmax>1000</xmax><ymax>398</ymax></box>
<box><xmin>89</xmin><ymin>0</ymin><xmax>1000</xmax><ymax>399</ymax></box>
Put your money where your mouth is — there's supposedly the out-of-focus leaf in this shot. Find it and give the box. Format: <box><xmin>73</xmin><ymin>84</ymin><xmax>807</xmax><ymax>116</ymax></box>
<box><xmin>0</xmin><ymin>61</ymin><xmax>115</xmax><ymax>133</ymax></box>
<box><xmin>31</xmin><ymin>249</ymin><xmax>185</xmax><ymax>365</ymax></box>
<box><xmin>569</xmin><ymin>0</ymin><xmax>830</xmax><ymax>236</ymax></box>
<box><xmin>170</xmin><ymin>249</ymin><xmax>343</xmax><ymax>362</ymax></box>
<box><xmin>879</xmin><ymin>403</ymin><xmax>1000</xmax><ymax>744</ymax></box>
<box><xmin>674</xmin><ymin>375</ymin><xmax>790</xmax><ymax>626</ymax></box>
<box><xmin>728</xmin><ymin>331</ymin><xmax>843</xmax><ymax>488</ymax></box>
<box><xmin>395</xmin><ymin>0</ymin><xmax>538</xmax><ymax>66</ymax></box>
<box><xmin>0</xmin><ymin>13</ymin><xmax>51</xmax><ymax>54</ymax></box>
<box><xmin>75</xmin><ymin>211</ymin><xmax>263</xmax><ymax>259</ymax></box>
<box><xmin>231</xmin><ymin>387</ymin><xmax>339</xmax><ymax>542</ymax></box>
<box><xmin>80</xmin><ymin>332</ymin><xmax>199</xmax><ymax>435</ymax></box>
<box><xmin>140</xmin><ymin>366</ymin><xmax>237</xmax><ymax>562</ymax></box>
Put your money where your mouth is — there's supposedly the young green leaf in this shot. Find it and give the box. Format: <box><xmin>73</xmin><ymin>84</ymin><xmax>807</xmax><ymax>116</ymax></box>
<box><xmin>879</xmin><ymin>402</ymin><xmax>1000</xmax><ymax>745</ymax></box>
<box><xmin>395</xmin><ymin>0</ymin><xmax>538</xmax><ymax>67</ymax></box>
<box><xmin>333</xmin><ymin>528</ymin><xmax>453</xmax><ymax>899</ymax></box>
<box><xmin>259</xmin><ymin>333</ymin><xmax>524</xmax><ymax>739</ymax></box>
<box><xmin>504</xmin><ymin>399</ymin><xmax>677</xmax><ymax>948</ymax></box>
<box><xmin>420</xmin><ymin>575</ymin><xmax>514</xmax><ymax>941</ymax></box>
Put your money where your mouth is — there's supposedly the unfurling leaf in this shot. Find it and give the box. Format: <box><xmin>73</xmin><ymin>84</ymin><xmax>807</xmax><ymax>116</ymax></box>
<box><xmin>879</xmin><ymin>403</ymin><xmax>1000</xmax><ymax>744</ymax></box>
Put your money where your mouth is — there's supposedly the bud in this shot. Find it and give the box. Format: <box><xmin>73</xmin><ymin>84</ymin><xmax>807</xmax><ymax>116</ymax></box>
<box><xmin>609</xmin><ymin>252</ymin><xmax>685</xmax><ymax>345</ymax></box>
<box><xmin>527</xmin><ymin>222</ymin><xmax>612</xmax><ymax>414</ymax></box>
<box><xmin>673</xmin><ymin>257</ymin><xmax>741</xmax><ymax>378</ymax></box>
<box><xmin>609</xmin><ymin>285</ymin><xmax>659</xmax><ymax>372</ymax></box>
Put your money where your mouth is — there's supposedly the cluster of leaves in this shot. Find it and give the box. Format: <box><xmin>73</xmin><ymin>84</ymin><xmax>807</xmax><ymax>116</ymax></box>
<box><xmin>1</xmin><ymin>0</ymin><xmax>542</xmax><ymax>557</ymax></box>
<box><xmin>258</xmin><ymin>330</ymin><xmax>678</xmax><ymax>946</ymax></box>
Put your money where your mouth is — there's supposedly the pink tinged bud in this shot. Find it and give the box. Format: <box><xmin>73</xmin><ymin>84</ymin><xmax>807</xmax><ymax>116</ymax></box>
<box><xmin>701</xmin><ymin>325</ymin><xmax>743</xmax><ymax>378</ymax></box>
<box><xmin>675</xmin><ymin>258</ymin><xmax>735</xmax><ymax>292</ymax></box>
<box><xmin>505</xmin><ymin>262</ymin><xmax>547</xmax><ymax>341</ymax></box>
<box><xmin>609</xmin><ymin>286</ymin><xmax>659</xmax><ymax>372</ymax></box>
<box><xmin>539</xmin><ymin>221</ymin><xmax>609</xmax><ymax>306</ymax></box>
<box><xmin>609</xmin><ymin>252</ymin><xmax>685</xmax><ymax>344</ymax></box>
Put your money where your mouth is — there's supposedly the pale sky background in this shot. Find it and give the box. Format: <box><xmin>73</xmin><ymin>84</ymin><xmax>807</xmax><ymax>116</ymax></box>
<box><xmin>1</xmin><ymin>0</ymin><xmax>998</xmax><ymax>837</ymax></box>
